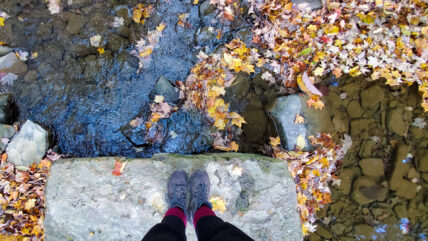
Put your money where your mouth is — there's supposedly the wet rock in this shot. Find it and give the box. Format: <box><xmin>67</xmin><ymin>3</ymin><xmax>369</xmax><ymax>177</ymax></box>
<box><xmin>331</xmin><ymin>223</ymin><xmax>346</xmax><ymax>235</ymax></box>
<box><xmin>337</xmin><ymin>167</ymin><xmax>361</xmax><ymax>195</ymax></box>
<box><xmin>389</xmin><ymin>143</ymin><xmax>411</xmax><ymax>191</ymax></box>
<box><xmin>291</xmin><ymin>0</ymin><xmax>322</xmax><ymax>10</ymax></box>
<box><xmin>0</xmin><ymin>124</ymin><xmax>16</xmax><ymax>151</ymax></box>
<box><xmin>242</xmin><ymin>110</ymin><xmax>267</xmax><ymax>143</ymax></box>
<box><xmin>416</xmin><ymin>150</ymin><xmax>428</xmax><ymax>172</ymax></box>
<box><xmin>225</xmin><ymin>72</ymin><xmax>250</xmax><ymax>101</ymax></box>
<box><xmin>4</xmin><ymin>61</ymin><xmax>28</xmax><ymax>75</ymax></box>
<box><xmin>359</xmin><ymin>158</ymin><xmax>384</xmax><ymax>179</ymax></box>
<box><xmin>0</xmin><ymin>94</ymin><xmax>12</xmax><ymax>124</ymax></box>
<box><xmin>393</xmin><ymin>205</ymin><xmax>408</xmax><ymax>218</ymax></box>
<box><xmin>66</xmin><ymin>14</ymin><xmax>88</xmax><ymax>35</ymax></box>
<box><xmin>116</xmin><ymin>7</ymin><xmax>132</xmax><ymax>26</ymax></box>
<box><xmin>332</xmin><ymin>114</ymin><xmax>349</xmax><ymax>133</ymax></box>
<box><xmin>149</xmin><ymin>76</ymin><xmax>179</xmax><ymax>104</ymax></box>
<box><xmin>360</xmin><ymin>85</ymin><xmax>384</xmax><ymax>109</ymax></box>
<box><xmin>199</xmin><ymin>0</ymin><xmax>216</xmax><ymax>16</ymax></box>
<box><xmin>315</xmin><ymin>225</ymin><xmax>332</xmax><ymax>239</ymax></box>
<box><xmin>386</xmin><ymin>108</ymin><xmax>409</xmax><ymax>136</ymax></box>
<box><xmin>267</xmin><ymin>94</ymin><xmax>335</xmax><ymax>151</ymax></box>
<box><xmin>352</xmin><ymin>176</ymin><xmax>388</xmax><ymax>205</ymax></box>
<box><xmin>160</xmin><ymin>110</ymin><xmax>213</xmax><ymax>154</ymax></box>
<box><xmin>6</xmin><ymin>120</ymin><xmax>48</xmax><ymax>166</ymax></box>
<box><xmin>252</xmin><ymin>70</ymin><xmax>270</xmax><ymax>90</ymax></box>
<box><xmin>422</xmin><ymin>173</ymin><xmax>428</xmax><ymax>182</ymax></box>
<box><xmin>395</xmin><ymin>180</ymin><xmax>418</xmax><ymax>199</ymax></box>
<box><xmin>107</xmin><ymin>34</ymin><xmax>129</xmax><ymax>52</ymax></box>
<box><xmin>346</xmin><ymin>100</ymin><xmax>363</xmax><ymax>118</ymax></box>
<box><xmin>0</xmin><ymin>46</ymin><xmax>12</xmax><ymax>56</ymax></box>
<box><xmin>0</xmin><ymin>52</ymin><xmax>19</xmax><ymax>71</ymax></box>
<box><xmin>354</xmin><ymin>224</ymin><xmax>375</xmax><ymax>240</ymax></box>
<box><xmin>24</xmin><ymin>70</ymin><xmax>38</xmax><ymax>82</ymax></box>
<box><xmin>308</xmin><ymin>233</ymin><xmax>321</xmax><ymax>241</ymax></box>
<box><xmin>407</xmin><ymin>168</ymin><xmax>420</xmax><ymax>180</ymax></box>
<box><xmin>44</xmin><ymin>154</ymin><xmax>303</xmax><ymax>241</ymax></box>
<box><xmin>350</xmin><ymin>119</ymin><xmax>375</xmax><ymax>138</ymax></box>
<box><xmin>358</xmin><ymin>139</ymin><xmax>377</xmax><ymax>158</ymax></box>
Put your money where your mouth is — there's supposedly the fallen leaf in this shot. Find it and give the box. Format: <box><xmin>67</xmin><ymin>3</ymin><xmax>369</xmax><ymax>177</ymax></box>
<box><xmin>297</xmin><ymin>72</ymin><xmax>323</xmax><ymax>96</ymax></box>
<box><xmin>295</xmin><ymin>114</ymin><xmax>305</xmax><ymax>124</ymax></box>
<box><xmin>97</xmin><ymin>47</ymin><xmax>105</xmax><ymax>55</ymax></box>
<box><xmin>24</xmin><ymin>199</ymin><xmax>36</xmax><ymax>210</ymax></box>
<box><xmin>0</xmin><ymin>17</ymin><xmax>4</xmax><ymax>27</ymax></box>
<box><xmin>156</xmin><ymin>23</ymin><xmax>166</xmax><ymax>32</ymax></box>
<box><xmin>112</xmin><ymin>160</ymin><xmax>127</xmax><ymax>176</ymax></box>
<box><xmin>270</xmin><ymin>136</ymin><xmax>281</xmax><ymax>147</ymax></box>
<box><xmin>296</xmin><ymin>135</ymin><xmax>306</xmax><ymax>150</ymax></box>
<box><xmin>209</xmin><ymin>196</ymin><xmax>227</xmax><ymax>214</ymax></box>
<box><xmin>154</xmin><ymin>95</ymin><xmax>164</xmax><ymax>103</ymax></box>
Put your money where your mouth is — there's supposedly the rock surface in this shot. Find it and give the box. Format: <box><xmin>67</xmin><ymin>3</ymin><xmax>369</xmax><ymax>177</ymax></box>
<box><xmin>0</xmin><ymin>124</ymin><xmax>16</xmax><ymax>151</ymax></box>
<box><xmin>44</xmin><ymin>153</ymin><xmax>303</xmax><ymax>241</ymax></box>
<box><xmin>6</xmin><ymin>120</ymin><xmax>48</xmax><ymax>166</ymax></box>
<box><xmin>0</xmin><ymin>52</ymin><xmax>19</xmax><ymax>71</ymax></box>
<box><xmin>0</xmin><ymin>94</ymin><xmax>11</xmax><ymax>124</ymax></box>
<box><xmin>359</xmin><ymin>158</ymin><xmax>384</xmax><ymax>178</ymax></box>
<box><xmin>267</xmin><ymin>94</ymin><xmax>334</xmax><ymax>151</ymax></box>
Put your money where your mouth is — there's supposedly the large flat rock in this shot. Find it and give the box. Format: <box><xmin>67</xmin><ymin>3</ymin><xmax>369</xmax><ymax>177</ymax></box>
<box><xmin>44</xmin><ymin>153</ymin><xmax>303</xmax><ymax>241</ymax></box>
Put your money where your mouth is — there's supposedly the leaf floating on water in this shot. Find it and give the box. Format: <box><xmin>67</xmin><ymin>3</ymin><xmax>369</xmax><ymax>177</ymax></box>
<box><xmin>132</xmin><ymin>3</ymin><xmax>153</xmax><ymax>24</ymax></box>
<box><xmin>209</xmin><ymin>196</ymin><xmax>227</xmax><ymax>214</ymax></box>
<box><xmin>112</xmin><ymin>160</ymin><xmax>127</xmax><ymax>176</ymax></box>
<box><xmin>97</xmin><ymin>47</ymin><xmax>105</xmax><ymax>55</ymax></box>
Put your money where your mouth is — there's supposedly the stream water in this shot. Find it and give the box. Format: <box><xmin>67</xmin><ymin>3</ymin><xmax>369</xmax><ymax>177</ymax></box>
<box><xmin>0</xmin><ymin>0</ymin><xmax>427</xmax><ymax>240</ymax></box>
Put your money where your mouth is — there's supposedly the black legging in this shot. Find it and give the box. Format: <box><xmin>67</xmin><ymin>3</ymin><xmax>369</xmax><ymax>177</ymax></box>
<box><xmin>142</xmin><ymin>215</ymin><xmax>254</xmax><ymax>241</ymax></box>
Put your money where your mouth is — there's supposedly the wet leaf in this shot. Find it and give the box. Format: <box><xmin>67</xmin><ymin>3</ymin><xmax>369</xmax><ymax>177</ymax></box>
<box><xmin>297</xmin><ymin>72</ymin><xmax>323</xmax><ymax>96</ymax></box>
<box><xmin>296</xmin><ymin>135</ymin><xmax>305</xmax><ymax>150</ymax></box>
<box><xmin>269</xmin><ymin>136</ymin><xmax>281</xmax><ymax>147</ymax></box>
<box><xmin>295</xmin><ymin>114</ymin><xmax>304</xmax><ymax>124</ymax></box>
<box><xmin>97</xmin><ymin>47</ymin><xmax>105</xmax><ymax>55</ymax></box>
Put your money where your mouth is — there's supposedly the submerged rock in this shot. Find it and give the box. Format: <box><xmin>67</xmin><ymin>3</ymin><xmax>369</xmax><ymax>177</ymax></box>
<box><xmin>352</xmin><ymin>176</ymin><xmax>388</xmax><ymax>205</ymax></box>
<box><xmin>66</xmin><ymin>14</ymin><xmax>88</xmax><ymax>35</ymax></box>
<box><xmin>395</xmin><ymin>180</ymin><xmax>418</xmax><ymax>199</ymax></box>
<box><xmin>360</xmin><ymin>85</ymin><xmax>384</xmax><ymax>109</ymax></box>
<box><xmin>0</xmin><ymin>52</ymin><xmax>19</xmax><ymax>71</ymax></box>
<box><xmin>149</xmin><ymin>76</ymin><xmax>179</xmax><ymax>104</ymax></box>
<box><xmin>359</xmin><ymin>158</ymin><xmax>384</xmax><ymax>179</ymax></box>
<box><xmin>6</xmin><ymin>120</ymin><xmax>48</xmax><ymax>166</ymax></box>
<box><xmin>386</xmin><ymin>108</ymin><xmax>410</xmax><ymax>136</ymax></box>
<box><xmin>267</xmin><ymin>94</ymin><xmax>335</xmax><ymax>151</ymax></box>
<box><xmin>416</xmin><ymin>150</ymin><xmax>428</xmax><ymax>173</ymax></box>
<box><xmin>388</xmin><ymin>143</ymin><xmax>411</xmax><ymax>191</ymax></box>
<box><xmin>241</xmin><ymin>110</ymin><xmax>267</xmax><ymax>143</ymax></box>
<box><xmin>0</xmin><ymin>94</ymin><xmax>12</xmax><ymax>124</ymax></box>
<box><xmin>44</xmin><ymin>154</ymin><xmax>303</xmax><ymax>241</ymax></box>
<box><xmin>338</xmin><ymin>167</ymin><xmax>361</xmax><ymax>195</ymax></box>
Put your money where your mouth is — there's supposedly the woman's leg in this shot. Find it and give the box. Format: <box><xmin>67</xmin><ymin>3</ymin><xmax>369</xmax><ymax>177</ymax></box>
<box><xmin>141</xmin><ymin>207</ymin><xmax>187</xmax><ymax>241</ymax></box>
<box><xmin>141</xmin><ymin>170</ymin><xmax>189</xmax><ymax>241</ymax></box>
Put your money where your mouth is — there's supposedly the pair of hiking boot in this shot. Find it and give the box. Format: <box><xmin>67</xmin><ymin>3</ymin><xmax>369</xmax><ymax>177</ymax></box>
<box><xmin>166</xmin><ymin>170</ymin><xmax>213</xmax><ymax>223</ymax></box>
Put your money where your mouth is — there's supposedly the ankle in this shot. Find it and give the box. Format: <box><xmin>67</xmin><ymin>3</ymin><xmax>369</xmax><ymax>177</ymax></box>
<box><xmin>193</xmin><ymin>205</ymin><xmax>216</xmax><ymax>227</ymax></box>
<box><xmin>165</xmin><ymin>207</ymin><xmax>187</xmax><ymax>228</ymax></box>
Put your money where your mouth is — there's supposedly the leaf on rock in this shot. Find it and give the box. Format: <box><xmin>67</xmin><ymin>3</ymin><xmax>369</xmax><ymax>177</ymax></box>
<box><xmin>297</xmin><ymin>72</ymin><xmax>323</xmax><ymax>96</ymax></box>
<box><xmin>112</xmin><ymin>160</ymin><xmax>127</xmax><ymax>176</ymax></box>
<box><xmin>295</xmin><ymin>114</ymin><xmax>305</xmax><ymax>124</ymax></box>
<box><xmin>209</xmin><ymin>196</ymin><xmax>227</xmax><ymax>214</ymax></box>
<box><xmin>296</xmin><ymin>135</ymin><xmax>306</xmax><ymax>150</ymax></box>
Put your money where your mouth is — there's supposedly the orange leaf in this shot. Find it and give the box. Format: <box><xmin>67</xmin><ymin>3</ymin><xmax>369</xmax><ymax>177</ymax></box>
<box><xmin>112</xmin><ymin>160</ymin><xmax>127</xmax><ymax>176</ymax></box>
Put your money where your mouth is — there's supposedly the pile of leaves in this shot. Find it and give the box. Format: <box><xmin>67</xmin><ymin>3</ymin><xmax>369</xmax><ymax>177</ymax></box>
<box><xmin>268</xmin><ymin>134</ymin><xmax>346</xmax><ymax>235</ymax></box>
<box><xmin>0</xmin><ymin>151</ymin><xmax>61</xmax><ymax>240</ymax></box>
<box><xmin>212</xmin><ymin>0</ymin><xmax>428</xmax><ymax>111</ymax></box>
<box><xmin>178</xmin><ymin>39</ymin><xmax>263</xmax><ymax>151</ymax></box>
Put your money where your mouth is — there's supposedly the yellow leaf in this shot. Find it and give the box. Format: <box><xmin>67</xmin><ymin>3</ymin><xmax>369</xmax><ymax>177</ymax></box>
<box><xmin>31</xmin><ymin>225</ymin><xmax>42</xmax><ymax>236</ymax></box>
<box><xmin>97</xmin><ymin>47</ymin><xmax>105</xmax><ymax>55</ymax></box>
<box><xmin>209</xmin><ymin>196</ymin><xmax>227</xmax><ymax>214</ymax></box>
<box><xmin>193</xmin><ymin>0</ymin><xmax>199</xmax><ymax>4</ymax></box>
<box><xmin>313</xmin><ymin>67</ymin><xmax>324</xmax><ymax>76</ymax></box>
<box><xmin>230</xmin><ymin>112</ymin><xmax>246</xmax><ymax>128</ymax></box>
<box><xmin>422</xmin><ymin>26</ymin><xmax>428</xmax><ymax>36</ymax></box>
<box><xmin>324</xmin><ymin>25</ymin><xmax>339</xmax><ymax>35</ymax></box>
<box><xmin>140</xmin><ymin>47</ymin><xmax>153</xmax><ymax>57</ymax></box>
<box><xmin>0</xmin><ymin>17</ymin><xmax>4</xmax><ymax>27</ymax></box>
<box><xmin>229</xmin><ymin>141</ymin><xmax>239</xmax><ymax>152</ymax></box>
<box><xmin>307</xmin><ymin>24</ymin><xmax>317</xmax><ymax>32</ymax></box>
<box><xmin>269</xmin><ymin>136</ymin><xmax>281</xmax><ymax>147</ymax></box>
<box><xmin>214</xmin><ymin>119</ymin><xmax>226</xmax><ymax>130</ymax></box>
<box><xmin>296</xmin><ymin>135</ymin><xmax>305</xmax><ymax>150</ymax></box>
<box><xmin>156</xmin><ymin>23</ymin><xmax>166</xmax><ymax>32</ymax></box>
<box><xmin>24</xmin><ymin>199</ymin><xmax>36</xmax><ymax>210</ymax></box>
<box><xmin>154</xmin><ymin>95</ymin><xmax>164</xmax><ymax>103</ymax></box>
<box><xmin>349</xmin><ymin>66</ymin><xmax>361</xmax><ymax>77</ymax></box>
<box><xmin>132</xmin><ymin>4</ymin><xmax>143</xmax><ymax>23</ymax></box>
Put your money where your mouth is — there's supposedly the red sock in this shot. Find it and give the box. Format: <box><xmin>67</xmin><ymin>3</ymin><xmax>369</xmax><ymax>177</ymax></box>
<box><xmin>193</xmin><ymin>205</ymin><xmax>216</xmax><ymax>226</ymax></box>
<box><xmin>165</xmin><ymin>207</ymin><xmax>187</xmax><ymax>228</ymax></box>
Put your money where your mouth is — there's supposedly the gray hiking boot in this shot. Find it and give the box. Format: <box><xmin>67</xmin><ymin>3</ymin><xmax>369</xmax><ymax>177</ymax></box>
<box><xmin>188</xmin><ymin>170</ymin><xmax>213</xmax><ymax>223</ymax></box>
<box><xmin>166</xmin><ymin>170</ymin><xmax>188</xmax><ymax>212</ymax></box>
